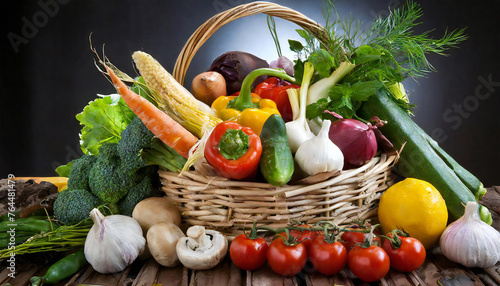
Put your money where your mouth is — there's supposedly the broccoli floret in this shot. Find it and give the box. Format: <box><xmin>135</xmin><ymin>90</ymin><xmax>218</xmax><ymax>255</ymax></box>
<box><xmin>117</xmin><ymin>117</ymin><xmax>155</xmax><ymax>173</ymax></box>
<box><xmin>54</xmin><ymin>189</ymin><xmax>101</xmax><ymax>225</ymax></box>
<box><xmin>117</xmin><ymin>166</ymin><xmax>162</xmax><ymax>216</ymax></box>
<box><xmin>67</xmin><ymin>154</ymin><xmax>97</xmax><ymax>190</ymax></box>
<box><xmin>89</xmin><ymin>143</ymin><xmax>133</xmax><ymax>204</ymax></box>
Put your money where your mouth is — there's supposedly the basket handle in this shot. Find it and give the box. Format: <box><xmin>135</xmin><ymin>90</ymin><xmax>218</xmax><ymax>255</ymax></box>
<box><xmin>173</xmin><ymin>1</ymin><xmax>329</xmax><ymax>85</ymax></box>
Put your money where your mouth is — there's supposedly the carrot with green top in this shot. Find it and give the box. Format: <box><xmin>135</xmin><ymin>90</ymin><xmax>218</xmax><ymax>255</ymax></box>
<box><xmin>105</xmin><ymin>65</ymin><xmax>198</xmax><ymax>159</ymax></box>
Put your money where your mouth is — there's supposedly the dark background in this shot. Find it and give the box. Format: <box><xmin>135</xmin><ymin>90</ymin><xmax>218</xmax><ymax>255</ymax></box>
<box><xmin>1</xmin><ymin>0</ymin><xmax>499</xmax><ymax>187</ymax></box>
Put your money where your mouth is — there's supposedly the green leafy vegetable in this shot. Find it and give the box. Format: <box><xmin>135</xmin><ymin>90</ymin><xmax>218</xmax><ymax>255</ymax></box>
<box><xmin>77</xmin><ymin>94</ymin><xmax>136</xmax><ymax>156</ymax></box>
<box><xmin>55</xmin><ymin>161</ymin><xmax>73</xmax><ymax>177</ymax></box>
<box><xmin>290</xmin><ymin>0</ymin><xmax>466</xmax><ymax>118</ymax></box>
<box><xmin>366</xmin><ymin>2</ymin><xmax>467</xmax><ymax>78</ymax></box>
<box><xmin>307</xmin><ymin>49</ymin><xmax>336</xmax><ymax>78</ymax></box>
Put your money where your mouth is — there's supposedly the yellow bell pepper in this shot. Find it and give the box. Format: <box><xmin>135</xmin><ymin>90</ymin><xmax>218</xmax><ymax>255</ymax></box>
<box><xmin>212</xmin><ymin>94</ymin><xmax>280</xmax><ymax>135</ymax></box>
<box><xmin>211</xmin><ymin>68</ymin><xmax>297</xmax><ymax>135</ymax></box>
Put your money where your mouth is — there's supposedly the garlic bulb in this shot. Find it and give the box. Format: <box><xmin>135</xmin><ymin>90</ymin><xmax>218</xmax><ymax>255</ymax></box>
<box><xmin>439</xmin><ymin>201</ymin><xmax>500</xmax><ymax>268</ymax></box>
<box><xmin>295</xmin><ymin>120</ymin><xmax>344</xmax><ymax>176</ymax></box>
<box><xmin>84</xmin><ymin>208</ymin><xmax>146</xmax><ymax>274</ymax></box>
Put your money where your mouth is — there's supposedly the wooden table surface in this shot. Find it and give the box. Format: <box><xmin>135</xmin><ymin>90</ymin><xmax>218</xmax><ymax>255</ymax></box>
<box><xmin>1</xmin><ymin>187</ymin><xmax>499</xmax><ymax>286</ymax></box>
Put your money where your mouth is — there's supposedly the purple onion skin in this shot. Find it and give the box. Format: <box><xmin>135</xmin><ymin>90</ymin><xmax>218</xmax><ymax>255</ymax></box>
<box><xmin>329</xmin><ymin>119</ymin><xmax>378</xmax><ymax>169</ymax></box>
<box><xmin>209</xmin><ymin>51</ymin><xmax>269</xmax><ymax>95</ymax></box>
<box><xmin>269</xmin><ymin>56</ymin><xmax>295</xmax><ymax>76</ymax></box>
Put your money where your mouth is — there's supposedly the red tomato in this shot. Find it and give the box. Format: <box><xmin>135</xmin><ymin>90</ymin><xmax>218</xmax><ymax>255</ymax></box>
<box><xmin>267</xmin><ymin>236</ymin><xmax>307</xmax><ymax>276</ymax></box>
<box><xmin>308</xmin><ymin>235</ymin><xmax>348</xmax><ymax>276</ymax></box>
<box><xmin>230</xmin><ymin>234</ymin><xmax>268</xmax><ymax>271</ymax></box>
<box><xmin>341</xmin><ymin>230</ymin><xmax>380</xmax><ymax>252</ymax></box>
<box><xmin>382</xmin><ymin>235</ymin><xmax>426</xmax><ymax>272</ymax></box>
<box><xmin>348</xmin><ymin>245</ymin><xmax>390</xmax><ymax>282</ymax></box>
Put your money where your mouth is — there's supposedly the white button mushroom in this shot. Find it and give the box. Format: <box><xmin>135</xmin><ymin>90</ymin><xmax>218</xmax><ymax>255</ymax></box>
<box><xmin>176</xmin><ymin>225</ymin><xmax>228</xmax><ymax>270</ymax></box>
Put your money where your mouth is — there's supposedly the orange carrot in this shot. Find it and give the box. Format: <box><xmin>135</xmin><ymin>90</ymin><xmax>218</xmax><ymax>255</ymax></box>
<box><xmin>105</xmin><ymin>65</ymin><xmax>198</xmax><ymax>158</ymax></box>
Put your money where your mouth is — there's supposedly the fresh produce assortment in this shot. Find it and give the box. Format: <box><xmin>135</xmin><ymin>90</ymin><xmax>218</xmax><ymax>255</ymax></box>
<box><xmin>2</xmin><ymin>1</ymin><xmax>499</xmax><ymax>284</ymax></box>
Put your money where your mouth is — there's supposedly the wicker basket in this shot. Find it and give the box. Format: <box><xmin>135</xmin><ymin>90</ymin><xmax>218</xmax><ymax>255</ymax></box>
<box><xmin>160</xmin><ymin>1</ymin><xmax>397</xmax><ymax>239</ymax></box>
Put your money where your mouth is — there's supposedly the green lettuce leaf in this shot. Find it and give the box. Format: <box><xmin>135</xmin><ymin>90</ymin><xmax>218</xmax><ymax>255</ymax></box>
<box><xmin>77</xmin><ymin>94</ymin><xmax>136</xmax><ymax>156</ymax></box>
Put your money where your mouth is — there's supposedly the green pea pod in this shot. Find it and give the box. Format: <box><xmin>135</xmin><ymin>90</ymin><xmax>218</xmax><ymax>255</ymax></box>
<box><xmin>30</xmin><ymin>248</ymin><xmax>87</xmax><ymax>286</ymax></box>
<box><xmin>0</xmin><ymin>218</ymin><xmax>53</xmax><ymax>233</ymax></box>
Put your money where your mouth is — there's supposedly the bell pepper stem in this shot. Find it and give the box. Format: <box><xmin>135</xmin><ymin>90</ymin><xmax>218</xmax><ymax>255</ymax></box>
<box><xmin>229</xmin><ymin>68</ymin><xmax>297</xmax><ymax>111</ymax></box>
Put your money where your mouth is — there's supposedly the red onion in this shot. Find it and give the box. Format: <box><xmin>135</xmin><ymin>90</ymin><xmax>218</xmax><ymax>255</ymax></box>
<box><xmin>326</xmin><ymin>111</ymin><xmax>378</xmax><ymax>169</ymax></box>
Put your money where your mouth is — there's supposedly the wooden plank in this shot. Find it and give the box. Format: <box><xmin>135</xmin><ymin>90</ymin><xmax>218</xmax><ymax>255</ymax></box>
<box><xmin>407</xmin><ymin>270</ymin><xmax>428</xmax><ymax>286</ymax></box>
<box><xmin>132</xmin><ymin>258</ymin><xmax>160</xmax><ymax>286</ymax></box>
<box><xmin>249</xmin><ymin>265</ymin><xmax>288</xmax><ymax>286</ymax></box>
<box><xmin>58</xmin><ymin>266</ymin><xmax>88</xmax><ymax>286</ymax></box>
<box><xmin>1</xmin><ymin>262</ymin><xmax>43</xmax><ymax>286</ymax></box>
<box><xmin>0</xmin><ymin>266</ymin><xmax>13</xmax><ymax>285</ymax></box>
<box><xmin>430</xmin><ymin>248</ymin><xmax>483</xmax><ymax>286</ymax></box>
<box><xmin>334</xmin><ymin>270</ymin><xmax>356</xmax><ymax>286</ymax></box>
<box><xmin>414</xmin><ymin>257</ymin><xmax>445</xmax><ymax>286</ymax></box>
<box><xmin>384</xmin><ymin>269</ymin><xmax>415</xmax><ymax>286</ymax></box>
<box><xmin>155</xmin><ymin>264</ymin><xmax>189</xmax><ymax>286</ymax></box>
<box><xmin>71</xmin><ymin>265</ymin><xmax>97</xmax><ymax>285</ymax></box>
<box><xmin>189</xmin><ymin>257</ymin><xmax>242</xmax><ymax>286</ymax></box>
<box><xmin>77</xmin><ymin>266</ymin><xmax>130</xmax><ymax>286</ymax></box>
<box><xmin>305</xmin><ymin>271</ymin><xmax>334</xmax><ymax>286</ymax></box>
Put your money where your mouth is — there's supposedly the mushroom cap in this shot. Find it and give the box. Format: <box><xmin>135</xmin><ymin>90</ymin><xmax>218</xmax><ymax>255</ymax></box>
<box><xmin>176</xmin><ymin>226</ymin><xmax>228</xmax><ymax>270</ymax></box>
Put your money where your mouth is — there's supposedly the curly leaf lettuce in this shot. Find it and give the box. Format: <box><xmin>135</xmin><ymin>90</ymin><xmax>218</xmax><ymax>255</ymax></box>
<box><xmin>77</xmin><ymin>93</ymin><xmax>136</xmax><ymax>155</ymax></box>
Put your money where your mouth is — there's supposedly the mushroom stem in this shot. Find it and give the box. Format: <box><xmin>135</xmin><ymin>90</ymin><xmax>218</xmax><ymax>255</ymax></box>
<box><xmin>186</xmin><ymin>225</ymin><xmax>212</xmax><ymax>251</ymax></box>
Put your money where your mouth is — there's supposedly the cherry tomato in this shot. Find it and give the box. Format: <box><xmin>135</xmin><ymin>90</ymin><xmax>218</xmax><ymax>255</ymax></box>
<box><xmin>341</xmin><ymin>230</ymin><xmax>380</xmax><ymax>252</ymax></box>
<box><xmin>308</xmin><ymin>235</ymin><xmax>348</xmax><ymax>276</ymax></box>
<box><xmin>348</xmin><ymin>245</ymin><xmax>390</xmax><ymax>282</ymax></box>
<box><xmin>230</xmin><ymin>234</ymin><xmax>268</xmax><ymax>271</ymax></box>
<box><xmin>266</xmin><ymin>236</ymin><xmax>307</xmax><ymax>276</ymax></box>
<box><xmin>382</xmin><ymin>235</ymin><xmax>426</xmax><ymax>272</ymax></box>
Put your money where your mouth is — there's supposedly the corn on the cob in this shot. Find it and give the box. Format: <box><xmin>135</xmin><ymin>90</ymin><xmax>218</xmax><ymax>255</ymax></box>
<box><xmin>132</xmin><ymin>51</ymin><xmax>222</xmax><ymax>139</ymax></box>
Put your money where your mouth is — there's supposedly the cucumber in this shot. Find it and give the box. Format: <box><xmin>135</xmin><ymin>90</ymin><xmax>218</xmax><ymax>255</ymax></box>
<box><xmin>30</xmin><ymin>248</ymin><xmax>87</xmax><ymax>286</ymax></box>
<box><xmin>259</xmin><ymin>115</ymin><xmax>294</xmax><ymax>186</ymax></box>
<box><xmin>358</xmin><ymin>90</ymin><xmax>492</xmax><ymax>223</ymax></box>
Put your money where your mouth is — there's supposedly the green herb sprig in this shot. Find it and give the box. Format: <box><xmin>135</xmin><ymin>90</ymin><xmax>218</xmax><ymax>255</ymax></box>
<box><xmin>282</xmin><ymin>0</ymin><xmax>467</xmax><ymax>118</ymax></box>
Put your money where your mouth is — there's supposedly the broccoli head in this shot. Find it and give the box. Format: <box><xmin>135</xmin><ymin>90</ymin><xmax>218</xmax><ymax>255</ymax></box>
<box><xmin>117</xmin><ymin>116</ymin><xmax>155</xmax><ymax>173</ymax></box>
<box><xmin>89</xmin><ymin>143</ymin><xmax>133</xmax><ymax>204</ymax></box>
<box><xmin>118</xmin><ymin>166</ymin><xmax>162</xmax><ymax>216</ymax></box>
<box><xmin>54</xmin><ymin>189</ymin><xmax>101</xmax><ymax>225</ymax></box>
<box><xmin>67</xmin><ymin>154</ymin><xmax>97</xmax><ymax>190</ymax></box>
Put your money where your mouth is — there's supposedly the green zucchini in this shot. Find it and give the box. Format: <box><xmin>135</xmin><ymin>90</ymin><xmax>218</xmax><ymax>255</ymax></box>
<box><xmin>417</xmin><ymin>126</ymin><xmax>487</xmax><ymax>200</ymax></box>
<box><xmin>259</xmin><ymin>114</ymin><xmax>294</xmax><ymax>186</ymax></box>
<box><xmin>358</xmin><ymin>90</ymin><xmax>492</xmax><ymax>223</ymax></box>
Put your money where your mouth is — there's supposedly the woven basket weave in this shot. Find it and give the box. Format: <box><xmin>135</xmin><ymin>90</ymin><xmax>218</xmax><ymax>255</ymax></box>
<box><xmin>160</xmin><ymin>1</ymin><xmax>397</xmax><ymax>239</ymax></box>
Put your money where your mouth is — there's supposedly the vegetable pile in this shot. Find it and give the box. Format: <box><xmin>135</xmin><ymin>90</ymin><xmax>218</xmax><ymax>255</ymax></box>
<box><xmin>2</xmin><ymin>1</ymin><xmax>499</xmax><ymax>284</ymax></box>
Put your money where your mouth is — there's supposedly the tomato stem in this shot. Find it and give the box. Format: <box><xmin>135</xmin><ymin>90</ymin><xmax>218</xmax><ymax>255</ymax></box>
<box><xmin>245</xmin><ymin>221</ymin><xmax>260</xmax><ymax>240</ymax></box>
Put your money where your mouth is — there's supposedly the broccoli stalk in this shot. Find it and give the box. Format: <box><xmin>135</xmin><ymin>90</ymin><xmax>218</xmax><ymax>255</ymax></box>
<box><xmin>140</xmin><ymin>138</ymin><xmax>187</xmax><ymax>172</ymax></box>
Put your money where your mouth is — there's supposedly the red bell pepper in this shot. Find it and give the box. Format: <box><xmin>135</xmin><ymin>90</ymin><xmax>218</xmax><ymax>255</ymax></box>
<box><xmin>204</xmin><ymin>121</ymin><xmax>262</xmax><ymax>180</ymax></box>
<box><xmin>254</xmin><ymin>77</ymin><xmax>300</xmax><ymax>122</ymax></box>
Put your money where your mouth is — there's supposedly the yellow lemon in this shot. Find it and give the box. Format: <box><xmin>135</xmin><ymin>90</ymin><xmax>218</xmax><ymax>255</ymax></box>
<box><xmin>378</xmin><ymin>178</ymin><xmax>448</xmax><ymax>249</ymax></box>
